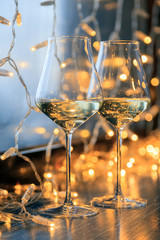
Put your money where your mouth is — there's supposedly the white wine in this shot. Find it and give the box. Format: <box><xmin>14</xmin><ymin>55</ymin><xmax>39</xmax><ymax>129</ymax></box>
<box><xmin>99</xmin><ymin>98</ymin><xmax>150</xmax><ymax>129</ymax></box>
<box><xmin>37</xmin><ymin>99</ymin><xmax>101</xmax><ymax>132</ymax></box>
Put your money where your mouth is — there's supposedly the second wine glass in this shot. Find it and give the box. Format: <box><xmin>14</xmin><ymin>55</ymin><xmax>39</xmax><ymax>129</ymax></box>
<box><xmin>35</xmin><ymin>36</ymin><xmax>102</xmax><ymax>218</ymax></box>
<box><xmin>91</xmin><ymin>40</ymin><xmax>151</xmax><ymax>209</ymax></box>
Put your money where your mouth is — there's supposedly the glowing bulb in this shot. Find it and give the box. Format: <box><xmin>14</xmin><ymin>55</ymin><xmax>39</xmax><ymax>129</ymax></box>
<box><xmin>121</xmin><ymin>131</ymin><xmax>128</xmax><ymax>139</ymax></box>
<box><xmin>145</xmin><ymin>113</ymin><xmax>153</xmax><ymax>122</ymax></box>
<box><xmin>88</xmin><ymin>169</ymin><xmax>95</xmax><ymax>177</ymax></box>
<box><xmin>93</xmin><ymin>41</ymin><xmax>100</xmax><ymax>51</ymax></box>
<box><xmin>144</xmin><ymin>36</ymin><xmax>152</xmax><ymax>44</ymax></box>
<box><xmin>16</xmin><ymin>13</ymin><xmax>22</xmax><ymax>26</ymax></box>
<box><xmin>44</xmin><ymin>172</ymin><xmax>53</xmax><ymax>179</ymax></box>
<box><xmin>139</xmin><ymin>147</ymin><xmax>146</xmax><ymax>156</ymax></box>
<box><xmin>127</xmin><ymin>162</ymin><xmax>132</xmax><ymax>168</ymax></box>
<box><xmin>80</xmin><ymin>129</ymin><xmax>90</xmax><ymax>138</ymax></box>
<box><xmin>146</xmin><ymin>145</ymin><xmax>154</xmax><ymax>153</ymax></box>
<box><xmin>53</xmin><ymin>128</ymin><xmax>59</xmax><ymax>135</ymax></box>
<box><xmin>61</xmin><ymin>62</ymin><xmax>66</xmax><ymax>68</ymax></box>
<box><xmin>151</xmin><ymin>77</ymin><xmax>159</xmax><ymax>87</ymax></box>
<box><xmin>152</xmin><ymin>164</ymin><xmax>158</xmax><ymax>171</ymax></box>
<box><xmin>107</xmin><ymin>171</ymin><xmax>113</xmax><ymax>177</ymax></box>
<box><xmin>9</xmin><ymin>72</ymin><xmax>14</xmax><ymax>77</ymax></box>
<box><xmin>121</xmin><ymin>169</ymin><xmax>126</xmax><ymax>177</ymax></box>
<box><xmin>141</xmin><ymin>55</ymin><xmax>148</xmax><ymax>63</ymax></box>
<box><xmin>130</xmin><ymin>158</ymin><xmax>135</xmax><ymax>163</ymax></box>
<box><xmin>80</xmin><ymin>154</ymin><xmax>86</xmax><ymax>160</ymax></box>
<box><xmin>73</xmin><ymin>192</ymin><xmax>78</xmax><ymax>197</ymax></box>
<box><xmin>131</xmin><ymin>134</ymin><xmax>138</xmax><ymax>141</ymax></box>
<box><xmin>133</xmin><ymin>59</ymin><xmax>138</xmax><ymax>67</ymax></box>
<box><xmin>119</xmin><ymin>74</ymin><xmax>127</xmax><ymax>81</ymax></box>
<box><xmin>107</xmin><ymin>130</ymin><xmax>114</xmax><ymax>137</ymax></box>
<box><xmin>109</xmin><ymin>160</ymin><xmax>114</xmax><ymax>166</ymax></box>
<box><xmin>71</xmin><ymin>146</ymin><xmax>74</xmax><ymax>152</ymax></box>
<box><xmin>31</xmin><ymin>47</ymin><xmax>36</xmax><ymax>52</ymax></box>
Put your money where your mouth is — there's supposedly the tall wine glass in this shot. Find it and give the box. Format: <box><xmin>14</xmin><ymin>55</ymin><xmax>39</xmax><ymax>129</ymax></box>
<box><xmin>35</xmin><ymin>36</ymin><xmax>102</xmax><ymax>217</ymax></box>
<box><xmin>91</xmin><ymin>40</ymin><xmax>151</xmax><ymax>209</ymax></box>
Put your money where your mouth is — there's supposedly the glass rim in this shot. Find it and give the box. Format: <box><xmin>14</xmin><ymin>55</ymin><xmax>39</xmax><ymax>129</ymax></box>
<box><xmin>48</xmin><ymin>35</ymin><xmax>91</xmax><ymax>41</ymax></box>
<box><xmin>100</xmin><ymin>40</ymin><xmax>139</xmax><ymax>45</ymax></box>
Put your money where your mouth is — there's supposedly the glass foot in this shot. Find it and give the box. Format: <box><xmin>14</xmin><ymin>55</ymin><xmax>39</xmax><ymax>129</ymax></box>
<box><xmin>39</xmin><ymin>204</ymin><xmax>99</xmax><ymax>218</ymax></box>
<box><xmin>91</xmin><ymin>195</ymin><xmax>147</xmax><ymax>209</ymax></box>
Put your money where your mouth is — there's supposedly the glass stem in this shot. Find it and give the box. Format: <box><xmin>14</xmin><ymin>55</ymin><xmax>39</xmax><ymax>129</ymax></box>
<box><xmin>115</xmin><ymin>129</ymin><xmax>123</xmax><ymax>197</ymax></box>
<box><xmin>64</xmin><ymin>132</ymin><xmax>73</xmax><ymax>205</ymax></box>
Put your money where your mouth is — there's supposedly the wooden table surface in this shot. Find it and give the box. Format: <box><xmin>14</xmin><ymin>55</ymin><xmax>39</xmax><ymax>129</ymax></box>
<box><xmin>1</xmin><ymin>171</ymin><xmax>160</xmax><ymax>240</ymax></box>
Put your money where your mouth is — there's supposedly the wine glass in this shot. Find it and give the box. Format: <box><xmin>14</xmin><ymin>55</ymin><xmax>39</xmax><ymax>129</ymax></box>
<box><xmin>35</xmin><ymin>36</ymin><xmax>102</xmax><ymax>217</ymax></box>
<box><xmin>91</xmin><ymin>40</ymin><xmax>151</xmax><ymax>209</ymax></box>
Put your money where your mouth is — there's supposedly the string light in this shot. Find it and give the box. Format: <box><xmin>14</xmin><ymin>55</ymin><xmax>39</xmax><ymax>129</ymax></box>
<box><xmin>134</xmin><ymin>31</ymin><xmax>152</xmax><ymax>44</ymax></box>
<box><xmin>0</xmin><ymin>69</ymin><xmax>14</xmax><ymax>77</ymax></box>
<box><xmin>30</xmin><ymin>40</ymin><xmax>48</xmax><ymax>51</ymax></box>
<box><xmin>32</xmin><ymin>215</ymin><xmax>55</xmax><ymax>227</ymax></box>
<box><xmin>0</xmin><ymin>16</ymin><xmax>11</xmax><ymax>25</ymax></box>
<box><xmin>16</xmin><ymin>12</ymin><xmax>22</xmax><ymax>26</ymax></box>
<box><xmin>21</xmin><ymin>184</ymin><xmax>35</xmax><ymax>205</ymax></box>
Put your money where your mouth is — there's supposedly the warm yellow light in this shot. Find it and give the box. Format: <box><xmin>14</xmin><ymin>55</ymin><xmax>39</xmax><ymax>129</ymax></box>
<box><xmin>16</xmin><ymin>13</ymin><xmax>22</xmax><ymax>26</ymax></box>
<box><xmin>1</xmin><ymin>155</ymin><xmax>5</xmax><ymax>161</ymax></box>
<box><xmin>44</xmin><ymin>172</ymin><xmax>53</xmax><ymax>179</ymax></box>
<box><xmin>151</xmin><ymin>77</ymin><xmax>159</xmax><ymax>87</ymax></box>
<box><xmin>80</xmin><ymin>154</ymin><xmax>86</xmax><ymax>160</ymax></box>
<box><xmin>121</xmin><ymin>169</ymin><xmax>126</xmax><ymax>177</ymax></box>
<box><xmin>61</xmin><ymin>62</ymin><xmax>66</xmax><ymax>68</ymax></box>
<box><xmin>80</xmin><ymin>129</ymin><xmax>90</xmax><ymax>138</ymax></box>
<box><xmin>31</xmin><ymin>47</ymin><xmax>36</xmax><ymax>52</ymax></box>
<box><xmin>88</xmin><ymin>169</ymin><xmax>95</xmax><ymax>177</ymax></box>
<box><xmin>91</xmin><ymin>156</ymin><xmax>98</xmax><ymax>163</ymax></box>
<box><xmin>50</xmin><ymin>223</ymin><xmax>55</xmax><ymax>227</ymax></box>
<box><xmin>109</xmin><ymin>160</ymin><xmax>114</xmax><ymax>166</ymax></box>
<box><xmin>146</xmin><ymin>144</ymin><xmax>154</xmax><ymax>153</ymax></box>
<box><xmin>20</xmin><ymin>62</ymin><xmax>28</xmax><ymax>68</ymax></box>
<box><xmin>144</xmin><ymin>36</ymin><xmax>152</xmax><ymax>44</ymax></box>
<box><xmin>133</xmin><ymin>59</ymin><xmax>138</xmax><ymax>67</ymax></box>
<box><xmin>131</xmin><ymin>134</ymin><xmax>138</xmax><ymax>141</ymax></box>
<box><xmin>119</xmin><ymin>73</ymin><xmax>127</xmax><ymax>81</ymax></box>
<box><xmin>71</xmin><ymin>174</ymin><xmax>75</xmax><ymax>182</ymax></box>
<box><xmin>152</xmin><ymin>164</ymin><xmax>158</xmax><ymax>171</ymax></box>
<box><xmin>9</xmin><ymin>72</ymin><xmax>14</xmax><ymax>77</ymax></box>
<box><xmin>133</xmin><ymin>115</ymin><xmax>140</xmax><ymax>122</ymax></box>
<box><xmin>80</xmin><ymin>22</ymin><xmax>96</xmax><ymax>37</ymax></box>
<box><xmin>141</xmin><ymin>55</ymin><xmax>148</xmax><ymax>63</ymax></box>
<box><xmin>93</xmin><ymin>41</ymin><xmax>100</xmax><ymax>51</ymax></box>
<box><xmin>130</xmin><ymin>158</ymin><xmax>135</xmax><ymax>163</ymax></box>
<box><xmin>127</xmin><ymin>162</ymin><xmax>133</xmax><ymax>168</ymax></box>
<box><xmin>145</xmin><ymin>113</ymin><xmax>153</xmax><ymax>122</ymax></box>
<box><xmin>139</xmin><ymin>147</ymin><xmax>146</xmax><ymax>156</ymax></box>
<box><xmin>53</xmin><ymin>128</ymin><xmax>59</xmax><ymax>135</ymax></box>
<box><xmin>142</xmin><ymin>82</ymin><xmax>146</xmax><ymax>89</ymax></box>
<box><xmin>107</xmin><ymin>171</ymin><xmax>113</xmax><ymax>177</ymax></box>
<box><xmin>108</xmin><ymin>130</ymin><xmax>114</xmax><ymax>137</ymax></box>
<box><xmin>121</xmin><ymin>131</ymin><xmax>128</xmax><ymax>139</ymax></box>
<box><xmin>71</xmin><ymin>146</ymin><xmax>74</xmax><ymax>152</ymax></box>
<box><xmin>34</xmin><ymin>127</ymin><xmax>46</xmax><ymax>134</ymax></box>
<box><xmin>73</xmin><ymin>192</ymin><xmax>78</xmax><ymax>197</ymax></box>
